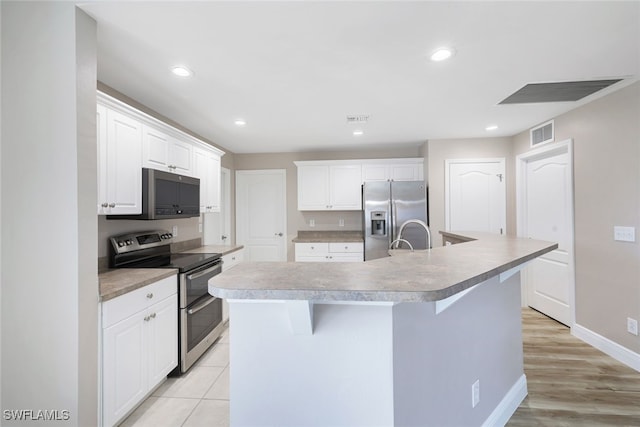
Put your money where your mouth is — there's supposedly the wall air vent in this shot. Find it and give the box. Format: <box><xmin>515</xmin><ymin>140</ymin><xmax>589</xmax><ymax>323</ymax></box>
<box><xmin>499</xmin><ymin>79</ymin><xmax>622</xmax><ymax>104</ymax></box>
<box><xmin>346</xmin><ymin>115</ymin><xmax>370</xmax><ymax>124</ymax></box>
<box><xmin>530</xmin><ymin>120</ymin><xmax>554</xmax><ymax>147</ymax></box>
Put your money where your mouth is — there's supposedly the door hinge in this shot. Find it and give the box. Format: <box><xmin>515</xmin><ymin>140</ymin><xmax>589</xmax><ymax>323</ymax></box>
<box><xmin>496</xmin><ymin>173</ymin><xmax>503</xmax><ymax>182</ymax></box>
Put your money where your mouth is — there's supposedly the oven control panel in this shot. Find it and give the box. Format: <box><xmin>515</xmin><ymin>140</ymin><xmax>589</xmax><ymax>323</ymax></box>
<box><xmin>110</xmin><ymin>230</ymin><xmax>173</xmax><ymax>254</ymax></box>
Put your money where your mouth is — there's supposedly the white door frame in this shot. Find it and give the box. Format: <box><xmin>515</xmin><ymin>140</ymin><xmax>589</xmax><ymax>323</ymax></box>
<box><xmin>221</xmin><ymin>167</ymin><xmax>231</xmax><ymax>244</ymax></box>
<box><xmin>236</xmin><ymin>169</ymin><xmax>288</xmax><ymax>261</ymax></box>
<box><xmin>444</xmin><ymin>158</ymin><xmax>506</xmax><ymax>232</ymax></box>
<box><xmin>516</xmin><ymin>139</ymin><xmax>575</xmax><ymax>326</ymax></box>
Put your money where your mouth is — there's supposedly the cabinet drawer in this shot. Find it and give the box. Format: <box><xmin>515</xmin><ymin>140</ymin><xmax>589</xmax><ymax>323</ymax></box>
<box><xmin>295</xmin><ymin>243</ymin><xmax>329</xmax><ymax>256</ymax></box>
<box><xmin>222</xmin><ymin>249</ymin><xmax>244</xmax><ymax>271</ymax></box>
<box><xmin>328</xmin><ymin>242</ymin><xmax>363</xmax><ymax>253</ymax></box>
<box><xmin>102</xmin><ymin>275</ymin><xmax>177</xmax><ymax>328</ymax></box>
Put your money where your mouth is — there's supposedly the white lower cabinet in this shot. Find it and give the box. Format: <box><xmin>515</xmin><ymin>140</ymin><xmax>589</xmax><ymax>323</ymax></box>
<box><xmin>221</xmin><ymin>248</ymin><xmax>245</xmax><ymax>322</ymax></box>
<box><xmin>295</xmin><ymin>242</ymin><xmax>363</xmax><ymax>262</ymax></box>
<box><xmin>101</xmin><ymin>275</ymin><xmax>178</xmax><ymax>427</ymax></box>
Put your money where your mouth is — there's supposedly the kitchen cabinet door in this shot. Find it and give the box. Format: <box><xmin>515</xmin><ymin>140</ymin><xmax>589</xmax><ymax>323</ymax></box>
<box><xmin>142</xmin><ymin>125</ymin><xmax>193</xmax><ymax>176</ymax></box>
<box><xmin>362</xmin><ymin>162</ymin><xmax>423</xmax><ymax>182</ymax></box>
<box><xmin>194</xmin><ymin>146</ymin><xmax>221</xmax><ymax>213</ymax></box>
<box><xmin>297</xmin><ymin>163</ymin><xmax>361</xmax><ymax>210</ymax></box>
<box><xmin>329</xmin><ymin>165</ymin><xmax>362</xmax><ymax>209</ymax></box>
<box><xmin>147</xmin><ymin>295</ymin><xmax>178</xmax><ymax>388</ymax></box>
<box><xmin>99</xmin><ymin>108</ymin><xmax>143</xmax><ymax>215</ymax></box>
<box><xmin>102</xmin><ymin>312</ymin><xmax>146</xmax><ymax>427</ymax></box>
<box><xmin>297</xmin><ymin>165</ymin><xmax>330</xmax><ymax>210</ymax></box>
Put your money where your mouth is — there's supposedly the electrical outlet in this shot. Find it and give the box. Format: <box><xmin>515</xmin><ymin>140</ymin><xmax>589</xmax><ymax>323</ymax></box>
<box><xmin>172</xmin><ymin>225</ymin><xmax>178</xmax><ymax>237</ymax></box>
<box><xmin>309</xmin><ymin>219</ymin><xmax>315</xmax><ymax>227</ymax></box>
<box><xmin>472</xmin><ymin>380</ymin><xmax>480</xmax><ymax>408</ymax></box>
<box><xmin>627</xmin><ymin>317</ymin><xmax>638</xmax><ymax>336</ymax></box>
<box><xmin>614</xmin><ymin>226</ymin><xmax>636</xmax><ymax>242</ymax></box>
<box><xmin>339</xmin><ymin>218</ymin><xmax>345</xmax><ymax>227</ymax></box>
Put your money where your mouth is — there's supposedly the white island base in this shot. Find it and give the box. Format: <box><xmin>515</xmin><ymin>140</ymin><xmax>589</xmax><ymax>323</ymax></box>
<box><xmin>227</xmin><ymin>272</ymin><xmax>527</xmax><ymax>427</ymax></box>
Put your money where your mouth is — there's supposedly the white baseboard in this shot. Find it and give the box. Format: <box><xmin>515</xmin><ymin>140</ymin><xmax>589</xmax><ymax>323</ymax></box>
<box><xmin>482</xmin><ymin>374</ymin><xmax>527</xmax><ymax>427</ymax></box>
<box><xmin>572</xmin><ymin>323</ymin><xmax>640</xmax><ymax>372</ymax></box>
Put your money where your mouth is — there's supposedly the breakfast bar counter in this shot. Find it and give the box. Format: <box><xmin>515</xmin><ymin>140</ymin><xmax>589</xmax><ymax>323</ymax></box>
<box><xmin>208</xmin><ymin>233</ymin><xmax>556</xmax><ymax>427</ymax></box>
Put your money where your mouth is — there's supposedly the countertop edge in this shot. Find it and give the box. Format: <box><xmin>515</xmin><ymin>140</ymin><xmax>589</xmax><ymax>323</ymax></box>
<box><xmin>99</xmin><ymin>269</ymin><xmax>177</xmax><ymax>302</ymax></box>
<box><xmin>209</xmin><ymin>234</ymin><xmax>558</xmax><ymax>303</ymax></box>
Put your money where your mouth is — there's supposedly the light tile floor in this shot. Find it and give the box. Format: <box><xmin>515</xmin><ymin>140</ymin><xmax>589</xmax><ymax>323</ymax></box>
<box><xmin>119</xmin><ymin>327</ymin><xmax>230</xmax><ymax>427</ymax></box>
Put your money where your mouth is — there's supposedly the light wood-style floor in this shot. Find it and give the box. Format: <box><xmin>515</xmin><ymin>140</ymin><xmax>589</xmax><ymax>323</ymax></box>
<box><xmin>508</xmin><ymin>308</ymin><xmax>640</xmax><ymax>426</ymax></box>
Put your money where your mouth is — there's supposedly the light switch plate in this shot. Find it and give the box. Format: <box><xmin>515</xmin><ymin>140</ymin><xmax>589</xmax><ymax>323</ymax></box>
<box><xmin>614</xmin><ymin>226</ymin><xmax>635</xmax><ymax>242</ymax></box>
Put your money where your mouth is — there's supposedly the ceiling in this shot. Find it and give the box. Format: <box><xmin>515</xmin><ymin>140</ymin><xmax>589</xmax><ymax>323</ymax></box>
<box><xmin>79</xmin><ymin>1</ymin><xmax>639</xmax><ymax>154</ymax></box>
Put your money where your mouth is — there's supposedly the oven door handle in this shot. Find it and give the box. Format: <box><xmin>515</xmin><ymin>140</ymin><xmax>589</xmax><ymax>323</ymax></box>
<box><xmin>187</xmin><ymin>295</ymin><xmax>217</xmax><ymax>315</ymax></box>
<box><xmin>187</xmin><ymin>263</ymin><xmax>221</xmax><ymax>281</ymax></box>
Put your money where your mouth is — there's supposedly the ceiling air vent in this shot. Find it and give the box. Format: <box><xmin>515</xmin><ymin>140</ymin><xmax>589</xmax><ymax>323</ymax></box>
<box><xmin>530</xmin><ymin>120</ymin><xmax>554</xmax><ymax>147</ymax></box>
<box><xmin>346</xmin><ymin>115</ymin><xmax>370</xmax><ymax>124</ymax></box>
<box><xmin>499</xmin><ymin>79</ymin><xmax>622</xmax><ymax>104</ymax></box>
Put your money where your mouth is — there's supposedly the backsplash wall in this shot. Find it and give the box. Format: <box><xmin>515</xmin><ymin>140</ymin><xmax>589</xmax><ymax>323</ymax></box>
<box><xmin>98</xmin><ymin>216</ymin><xmax>202</xmax><ymax>258</ymax></box>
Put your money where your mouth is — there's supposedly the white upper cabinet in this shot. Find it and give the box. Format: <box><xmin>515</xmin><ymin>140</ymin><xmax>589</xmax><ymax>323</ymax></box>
<box><xmin>97</xmin><ymin>104</ymin><xmax>143</xmax><ymax>215</ymax></box>
<box><xmin>296</xmin><ymin>162</ymin><xmax>362</xmax><ymax>211</ymax></box>
<box><xmin>295</xmin><ymin>159</ymin><xmax>423</xmax><ymax>211</ymax></box>
<box><xmin>97</xmin><ymin>91</ymin><xmax>224</xmax><ymax>216</ymax></box>
<box><xmin>142</xmin><ymin>125</ymin><xmax>193</xmax><ymax>176</ymax></box>
<box><xmin>329</xmin><ymin>165</ymin><xmax>362</xmax><ymax>210</ymax></box>
<box><xmin>193</xmin><ymin>145</ymin><xmax>221</xmax><ymax>213</ymax></box>
<box><xmin>361</xmin><ymin>159</ymin><xmax>424</xmax><ymax>182</ymax></box>
<box><xmin>297</xmin><ymin>165</ymin><xmax>330</xmax><ymax>210</ymax></box>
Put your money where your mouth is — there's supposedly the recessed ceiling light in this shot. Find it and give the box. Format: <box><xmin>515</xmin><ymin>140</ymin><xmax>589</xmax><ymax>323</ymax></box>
<box><xmin>353</xmin><ymin>130</ymin><xmax>364</xmax><ymax>136</ymax></box>
<box><xmin>171</xmin><ymin>66</ymin><xmax>193</xmax><ymax>77</ymax></box>
<box><xmin>485</xmin><ymin>125</ymin><xmax>499</xmax><ymax>131</ymax></box>
<box><xmin>430</xmin><ymin>47</ymin><xmax>455</xmax><ymax>62</ymax></box>
<box><xmin>234</xmin><ymin>119</ymin><xmax>246</xmax><ymax>127</ymax></box>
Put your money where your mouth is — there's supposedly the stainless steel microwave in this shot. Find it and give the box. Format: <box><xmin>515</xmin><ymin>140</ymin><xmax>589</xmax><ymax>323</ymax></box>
<box><xmin>108</xmin><ymin>168</ymin><xmax>200</xmax><ymax>220</ymax></box>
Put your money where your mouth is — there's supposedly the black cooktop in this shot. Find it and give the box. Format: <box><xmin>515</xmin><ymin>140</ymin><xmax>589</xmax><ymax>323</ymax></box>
<box><xmin>166</xmin><ymin>252</ymin><xmax>221</xmax><ymax>272</ymax></box>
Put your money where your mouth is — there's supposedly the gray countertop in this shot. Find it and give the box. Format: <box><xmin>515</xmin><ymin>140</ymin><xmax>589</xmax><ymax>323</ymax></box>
<box><xmin>209</xmin><ymin>233</ymin><xmax>557</xmax><ymax>302</ymax></box>
<box><xmin>292</xmin><ymin>230</ymin><xmax>363</xmax><ymax>243</ymax></box>
<box><xmin>99</xmin><ymin>268</ymin><xmax>176</xmax><ymax>302</ymax></box>
<box><xmin>98</xmin><ymin>244</ymin><xmax>243</xmax><ymax>301</ymax></box>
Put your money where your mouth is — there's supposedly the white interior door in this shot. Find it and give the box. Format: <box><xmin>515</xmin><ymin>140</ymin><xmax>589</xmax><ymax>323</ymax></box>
<box><xmin>517</xmin><ymin>140</ymin><xmax>574</xmax><ymax>326</ymax></box>
<box><xmin>203</xmin><ymin>167</ymin><xmax>231</xmax><ymax>245</ymax></box>
<box><xmin>236</xmin><ymin>170</ymin><xmax>287</xmax><ymax>261</ymax></box>
<box><xmin>445</xmin><ymin>158</ymin><xmax>506</xmax><ymax>234</ymax></box>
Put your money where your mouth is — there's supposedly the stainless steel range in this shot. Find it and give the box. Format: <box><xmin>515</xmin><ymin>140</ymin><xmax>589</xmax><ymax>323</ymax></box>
<box><xmin>109</xmin><ymin>230</ymin><xmax>224</xmax><ymax>374</ymax></box>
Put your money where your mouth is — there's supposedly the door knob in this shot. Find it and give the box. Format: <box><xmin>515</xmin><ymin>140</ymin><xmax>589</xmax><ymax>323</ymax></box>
<box><xmin>275</xmin><ymin>232</ymin><xmax>283</xmax><ymax>237</ymax></box>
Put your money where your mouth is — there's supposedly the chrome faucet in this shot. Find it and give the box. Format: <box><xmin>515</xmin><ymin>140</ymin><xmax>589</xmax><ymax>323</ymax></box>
<box><xmin>396</xmin><ymin>219</ymin><xmax>431</xmax><ymax>250</ymax></box>
<box><xmin>389</xmin><ymin>238</ymin><xmax>414</xmax><ymax>251</ymax></box>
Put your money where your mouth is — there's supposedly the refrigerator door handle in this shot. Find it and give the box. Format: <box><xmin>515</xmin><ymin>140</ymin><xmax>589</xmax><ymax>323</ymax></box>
<box><xmin>391</xmin><ymin>200</ymin><xmax>397</xmax><ymax>245</ymax></box>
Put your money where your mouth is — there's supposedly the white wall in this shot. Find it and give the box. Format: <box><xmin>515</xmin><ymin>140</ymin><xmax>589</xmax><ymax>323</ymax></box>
<box><xmin>1</xmin><ymin>3</ymin><xmax>98</xmax><ymax>425</ymax></box>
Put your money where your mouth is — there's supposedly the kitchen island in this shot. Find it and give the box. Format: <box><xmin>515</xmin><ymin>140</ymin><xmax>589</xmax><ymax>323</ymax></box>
<box><xmin>209</xmin><ymin>233</ymin><xmax>557</xmax><ymax>427</ymax></box>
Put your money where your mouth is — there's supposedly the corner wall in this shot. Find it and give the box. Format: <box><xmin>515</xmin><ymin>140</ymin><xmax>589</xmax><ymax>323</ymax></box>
<box><xmin>512</xmin><ymin>82</ymin><xmax>640</xmax><ymax>355</ymax></box>
<box><xmin>1</xmin><ymin>3</ymin><xmax>98</xmax><ymax>425</ymax></box>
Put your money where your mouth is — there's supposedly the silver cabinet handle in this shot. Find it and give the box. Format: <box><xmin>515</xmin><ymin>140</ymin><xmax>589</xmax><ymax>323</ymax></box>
<box><xmin>187</xmin><ymin>296</ymin><xmax>216</xmax><ymax>315</ymax></box>
<box><xmin>101</xmin><ymin>202</ymin><xmax>108</xmax><ymax>208</ymax></box>
<box><xmin>275</xmin><ymin>232</ymin><xmax>283</xmax><ymax>237</ymax></box>
<box><xmin>108</xmin><ymin>203</ymin><xmax>116</xmax><ymax>208</ymax></box>
<box><xmin>146</xmin><ymin>293</ymin><xmax>153</xmax><ymax>299</ymax></box>
<box><xmin>150</xmin><ymin>312</ymin><xmax>156</xmax><ymax>319</ymax></box>
<box><xmin>144</xmin><ymin>315</ymin><xmax>150</xmax><ymax>322</ymax></box>
<box><xmin>221</xmin><ymin>235</ymin><xmax>228</xmax><ymax>241</ymax></box>
<box><xmin>231</xmin><ymin>256</ymin><xmax>236</xmax><ymax>261</ymax></box>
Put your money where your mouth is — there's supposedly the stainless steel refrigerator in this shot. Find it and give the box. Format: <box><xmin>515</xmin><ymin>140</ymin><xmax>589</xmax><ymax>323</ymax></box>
<box><xmin>362</xmin><ymin>180</ymin><xmax>429</xmax><ymax>261</ymax></box>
